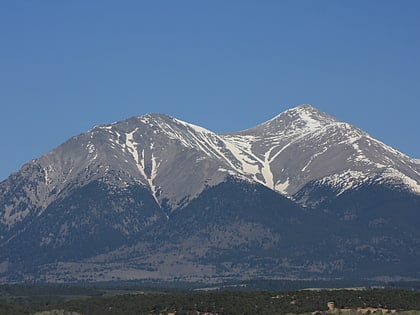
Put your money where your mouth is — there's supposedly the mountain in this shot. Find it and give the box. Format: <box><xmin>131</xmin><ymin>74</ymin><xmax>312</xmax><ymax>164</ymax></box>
<box><xmin>222</xmin><ymin>104</ymin><xmax>419</xmax><ymax>197</ymax></box>
<box><xmin>0</xmin><ymin>104</ymin><xmax>419</xmax><ymax>283</ymax></box>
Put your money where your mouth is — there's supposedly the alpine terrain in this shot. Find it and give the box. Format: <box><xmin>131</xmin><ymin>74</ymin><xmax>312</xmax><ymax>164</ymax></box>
<box><xmin>1</xmin><ymin>104</ymin><xmax>419</xmax><ymax>283</ymax></box>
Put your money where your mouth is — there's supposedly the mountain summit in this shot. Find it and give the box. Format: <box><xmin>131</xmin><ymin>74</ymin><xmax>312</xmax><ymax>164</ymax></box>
<box><xmin>1</xmin><ymin>104</ymin><xmax>419</xmax><ymax>283</ymax></box>
<box><xmin>223</xmin><ymin>104</ymin><xmax>419</xmax><ymax>197</ymax></box>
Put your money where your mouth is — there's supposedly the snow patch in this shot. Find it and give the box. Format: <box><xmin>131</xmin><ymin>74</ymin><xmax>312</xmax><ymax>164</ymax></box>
<box><xmin>261</xmin><ymin>148</ymin><xmax>275</xmax><ymax>188</ymax></box>
<box><xmin>98</xmin><ymin>125</ymin><xmax>113</xmax><ymax>130</ymax></box>
<box><xmin>275</xmin><ymin>177</ymin><xmax>290</xmax><ymax>194</ymax></box>
<box><xmin>302</xmin><ymin>147</ymin><xmax>328</xmax><ymax>172</ymax></box>
<box><xmin>295</xmin><ymin>106</ymin><xmax>325</xmax><ymax>131</ymax></box>
<box><xmin>381</xmin><ymin>168</ymin><xmax>420</xmax><ymax>194</ymax></box>
<box><xmin>319</xmin><ymin>170</ymin><xmax>370</xmax><ymax>195</ymax></box>
<box><xmin>217</xmin><ymin>167</ymin><xmax>239</xmax><ymax>177</ymax></box>
<box><xmin>86</xmin><ymin>142</ymin><xmax>98</xmax><ymax>160</ymax></box>
<box><xmin>223</xmin><ymin>138</ymin><xmax>260</xmax><ymax>176</ymax></box>
<box><xmin>124</xmin><ymin>129</ymin><xmax>161</xmax><ymax>203</ymax></box>
<box><xmin>148</xmin><ymin>154</ymin><xmax>161</xmax><ymax>200</ymax></box>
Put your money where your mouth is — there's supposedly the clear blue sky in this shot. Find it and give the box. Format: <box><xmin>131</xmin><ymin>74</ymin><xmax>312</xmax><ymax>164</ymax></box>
<box><xmin>1</xmin><ymin>1</ymin><xmax>419</xmax><ymax>181</ymax></box>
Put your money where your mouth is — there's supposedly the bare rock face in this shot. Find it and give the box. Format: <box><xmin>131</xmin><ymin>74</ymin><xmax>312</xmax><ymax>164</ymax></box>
<box><xmin>0</xmin><ymin>104</ymin><xmax>419</xmax><ymax>283</ymax></box>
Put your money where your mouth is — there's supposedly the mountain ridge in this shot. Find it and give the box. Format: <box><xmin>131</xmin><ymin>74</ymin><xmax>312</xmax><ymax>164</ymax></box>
<box><xmin>1</xmin><ymin>104</ymin><xmax>419</xmax><ymax>226</ymax></box>
<box><xmin>1</xmin><ymin>104</ymin><xmax>419</xmax><ymax>283</ymax></box>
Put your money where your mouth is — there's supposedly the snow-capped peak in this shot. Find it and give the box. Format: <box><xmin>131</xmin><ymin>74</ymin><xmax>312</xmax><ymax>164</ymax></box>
<box><xmin>221</xmin><ymin>104</ymin><xmax>420</xmax><ymax>197</ymax></box>
<box><xmin>236</xmin><ymin>104</ymin><xmax>338</xmax><ymax>139</ymax></box>
<box><xmin>1</xmin><ymin>104</ymin><xmax>419</xmax><ymax>231</ymax></box>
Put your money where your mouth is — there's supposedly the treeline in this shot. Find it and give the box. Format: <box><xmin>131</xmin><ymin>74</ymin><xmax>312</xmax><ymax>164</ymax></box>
<box><xmin>1</xmin><ymin>288</ymin><xmax>420</xmax><ymax>315</ymax></box>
